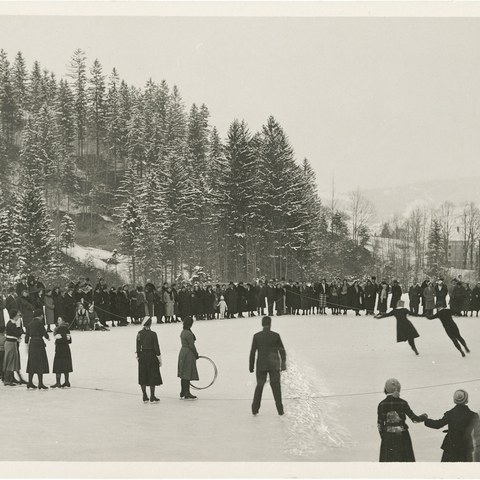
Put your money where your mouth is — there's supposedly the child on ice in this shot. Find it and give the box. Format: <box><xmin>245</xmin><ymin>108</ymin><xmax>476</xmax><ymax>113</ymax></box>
<box><xmin>218</xmin><ymin>296</ymin><xmax>227</xmax><ymax>319</ymax></box>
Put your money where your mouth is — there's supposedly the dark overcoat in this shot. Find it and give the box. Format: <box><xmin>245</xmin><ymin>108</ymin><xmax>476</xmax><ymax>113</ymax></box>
<box><xmin>136</xmin><ymin>328</ymin><xmax>162</xmax><ymax>386</ymax></box>
<box><xmin>25</xmin><ymin>318</ymin><xmax>49</xmax><ymax>374</ymax></box>
<box><xmin>425</xmin><ymin>404</ymin><xmax>480</xmax><ymax>462</ymax></box>
<box><xmin>177</xmin><ymin>329</ymin><xmax>199</xmax><ymax>380</ymax></box>
<box><xmin>53</xmin><ymin>324</ymin><xmax>73</xmax><ymax>373</ymax></box>
<box><xmin>17</xmin><ymin>296</ymin><xmax>34</xmax><ymax>329</ymax></box>
<box><xmin>249</xmin><ymin>327</ymin><xmax>286</xmax><ymax>372</ymax></box>
<box><xmin>380</xmin><ymin>308</ymin><xmax>419</xmax><ymax>342</ymax></box>
<box><xmin>471</xmin><ymin>286</ymin><xmax>480</xmax><ymax>312</ymax></box>
<box><xmin>377</xmin><ymin>395</ymin><xmax>423</xmax><ymax>462</ymax></box>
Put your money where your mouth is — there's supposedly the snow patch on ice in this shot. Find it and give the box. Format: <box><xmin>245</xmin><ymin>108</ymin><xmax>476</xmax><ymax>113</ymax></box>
<box><xmin>282</xmin><ymin>350</ymin><xmax>354</xmax><ymax>457</ymax></box>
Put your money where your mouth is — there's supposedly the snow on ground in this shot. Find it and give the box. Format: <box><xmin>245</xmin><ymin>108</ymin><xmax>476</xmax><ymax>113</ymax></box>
<box><xmin>68</xmin><ymin>244</ymin><xmax>130</xmax><ymax>282</ymax></box>
<box><xmin>2</xmin><ymin>307</ymin><xmax>480</xmax><ymax>464</ymax></box>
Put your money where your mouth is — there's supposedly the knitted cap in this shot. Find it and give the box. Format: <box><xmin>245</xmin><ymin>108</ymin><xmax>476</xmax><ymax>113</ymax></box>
<box><xmin>384</xmin><ymin>378</ymin><xmax>401</xmax><ymax>397</ymax></box>
<box><xmin>454</xmin><ymin>389</ymin><xmax>468</xmax><ymax>405</ymax></box>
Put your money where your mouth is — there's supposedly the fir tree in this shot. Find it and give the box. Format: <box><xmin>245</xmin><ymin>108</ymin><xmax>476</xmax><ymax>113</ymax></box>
<box><xmin>18</xmin><ymin>180</ymin><xmax>56</xmax><ymax>275</ymax></box>
<box><xmin>427</xmin><ymin>218</ymin><xmax>443</xmax><ymax>277</ymax></box>
<box><xmin>60</xmin><ymin>213</ymin><xmax>76</xmax><ymax>252</ymax></box>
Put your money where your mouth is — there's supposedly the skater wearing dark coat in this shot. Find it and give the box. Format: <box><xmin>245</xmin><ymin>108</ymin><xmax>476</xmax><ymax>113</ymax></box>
<box><xmin>51</xmin><ymin>318</ymin><xmax>73</xmax><ymax>388</ymax></box>
<box><xmin>177</xmin><ymin>316</ymin><xmax>199</xmax><ymax>400</ymax></box>
<box><xmin>375</xmin><ymin>301</ymin><xmax>420</xmax><ymax>355</ymax></box>
<box><xmin>25</xmin><ymin>311</ymin><xmax>50</xmax><ymax>389</ymax></box>
<box><xmin>377</xmin><ymin>378</ymin><xmax>427</xmax><ymax>462</ymax></box>
<box><xmin>424</xmin><ymin>389</ymin><xmax>480</xmax><ymax>462</ymax></box>
<box><xmin>136</xmin><ymin>317</ymin><xmax>162</xmax><ymax>403</ymax></box>
<box><xmin>426</xmin><ymin>308</ymin><xmax>470</xmax><ymax>357</ymax></box>
<box><xmin>249</xmin><ymin>316</ymin><xmax>286</xmax><ymax>416</ymax></box>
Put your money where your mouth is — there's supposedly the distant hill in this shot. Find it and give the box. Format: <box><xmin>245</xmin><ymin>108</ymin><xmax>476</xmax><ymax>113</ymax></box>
<box><xmin>325</xmin><ymin>176</ymin><xmax>480</xmax><ymax>223</ymax></box>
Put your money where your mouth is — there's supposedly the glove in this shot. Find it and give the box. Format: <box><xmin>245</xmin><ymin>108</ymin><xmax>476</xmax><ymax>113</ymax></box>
<box><xmin>157</xmin><ymin>355</ymin><xmax>162</xmax><ymax>367</ymax></box>
<box><xmin>54</xmin><ymin>334</ymin><xmax>62</xmax><ymax>340</ymax></box>
<box><xmin>249</xmin><ymin>368</ymin><xmax>254</xmax><ymax>373</ymax></box>
<box><xmin>419</xmin><ymin>413</ymin><xmax>428</xmax><ymax>422</ymax></box>
<box><xmin>195</xmin><ymin>354</ymin><xmax>199</xmax><ymax>360</ymax></box>
<box><xmin>281</xmin><ymin>365</ymin><xmax>286</xmax><ymax>372</ymax></box>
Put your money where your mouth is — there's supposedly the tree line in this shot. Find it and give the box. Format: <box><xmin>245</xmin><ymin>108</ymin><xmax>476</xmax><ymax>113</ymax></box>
<box><xmin>0</xmin><ymin>48</ymin><xmax>374</xmax><ymax>286</ymax></box>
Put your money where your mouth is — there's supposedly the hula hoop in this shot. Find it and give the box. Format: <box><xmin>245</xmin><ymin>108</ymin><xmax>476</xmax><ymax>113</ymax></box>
<box><xmin>190</xmin><ymin>356</ymin><xmax>218</xmax><ymax>390</ymax></box>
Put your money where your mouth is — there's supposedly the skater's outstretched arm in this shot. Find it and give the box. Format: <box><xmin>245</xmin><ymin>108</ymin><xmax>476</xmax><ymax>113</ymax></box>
<box><xmin>424</xmin><ymin>412</ymin><xmax>449</xmax><ymax>429</ymax></box>
<box><xmin>426</xmin><ymin>312</ymin><xmax>439</xmax><ymax>320</ymax></box>
<box><xmin>405</xmin><ymin>402</ymin><xmax>428</xmax><ymax>423</ymax></box>
<box><xmin>374</xmin><ymin>310</ymin><xmax>395</xmax><ymax>319</ymax></box>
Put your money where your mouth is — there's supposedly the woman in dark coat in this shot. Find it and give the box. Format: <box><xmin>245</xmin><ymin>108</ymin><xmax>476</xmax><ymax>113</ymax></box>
<box><xmin>135</xmin><ymin>286</ymin><xmax>146</xmax><ymax>324</ymax></box>
<box><xmin>349</xmin><ymin>281</ymin><xmax>363</xmax><ymax>316</ymax></box>
<box><xmin>51</xmin><ymin>318</ymin><xmax>73</xmax><ymax>388</ymax></box>
<box><xmin>44</xmin><ymin>290</ymin><xmax>55</xmax><ymax>332</ymax></box>
<box><xmin>52</xmin><ymin>287</ymin><xmax>64</xmax><ymax>322</ymax></box>
<box><xmin>470</xmin><ymin>282</ymin><xmax>480</xmax><ymax>317</ymax></box>
<box><xmin>177</xmin><ymin>316</ymin><xmax>199</xmax><ymax>400</ymax></box>
<box><xmin>17</xmin><ymin>290</ymin><xmax>34</xmax><ymax>330</ymax></box>
<box><xmin>136</xmin><ymin>317</ymin><xmax>162</xmax><ymax>403</ymax></box>
<box><xmin>363</xmin><ymin>279</ymin><xmax>377</xmax><ymax>315</ymax></box>
<box><xmin>377</xmin><ymin>378</ymin><xmax>427</xmax><ymax>462</ymax></box>
<box><xmin>390</xmin><ymin>280</ymin><xmax>402</xmax><ymax>309</ymax></box>
<box><xmin>424</xmin><ymin>389</ymin><xmax>480</xmax><ymax>462</ymax></box>
<box><xmin>462</xmin><ymin>284</ymin><xmax>471</xmax><ymax>317</ymax></box>
<box><xmin>116</xmin><ymin>286</ymin><xmax>130</xmax><ymax>326</ymax></box>
<box><xmin>375</xmin><ymin>300</ymin><xmax>420</xmax><ymax>355</ymax></box>
<box><xmin>25</xmin><ymin>311</ymin><xmax>50</xmax><ymax>389</ymax></box>
<box><xmin>246</xmin><ymin>284</ymin><xmax>257</xmax><ymax>317</ymax></box>
<box><xmin>339</xmin><ymin>280</ymin><xmax>350</xmax><ymax>315</ymax></box>
<box><xmin>204</xmin><ymin>286</ymin><xmax>216</xmax><ymax>320</ymax></box>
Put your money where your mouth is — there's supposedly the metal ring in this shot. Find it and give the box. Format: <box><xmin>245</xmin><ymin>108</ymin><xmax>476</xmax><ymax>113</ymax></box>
<box><xmin>190</xmin><ymin>356</ymin><xmax>218</xmax><ymax>390</ymax></box>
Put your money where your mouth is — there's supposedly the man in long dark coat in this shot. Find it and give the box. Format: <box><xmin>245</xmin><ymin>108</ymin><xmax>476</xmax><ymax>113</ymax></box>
<box><xmin>255</xmin><ymin>281</ymin><xmax>267</xmax><ymax>316</ymax></box>
<box><xmin>237</xmin><ymin>282</ymin><xmax>247</xmax><ymax>318</ymax></box>
<box><xmin>390</xmin><ymin>280</ymin><xmax>402</xmax><ymax>309</ymax></box>
<box><xmin>408</xmin><ymin>281</ymin><xmax>422</xmax><ymax>316</ymax></box>
<box><xmin>224</xmin><ymin>283</ymin><xmax>238</xmax><ymax>319</ymax></box>
<box><xmin>249</xmin><ymin>316</ymin><xmax>286</xmax><ymax>416</ymax></box>
<box><xmin>424</xmin><ymin>389</ymin><xmax>480</xmax><ymax>462</ymax></box>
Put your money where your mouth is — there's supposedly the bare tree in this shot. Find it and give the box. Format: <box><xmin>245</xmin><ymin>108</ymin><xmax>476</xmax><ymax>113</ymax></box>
<box><xmin>348</xmin><ymin>188</ymin><xmax>375</xmax><ymax>246</ymax></box>
<box><xmin>460</xmin><ymin>202</ymin><xmax>480</xmax><ymax>269</ymax></box>
<box><xmin>438</xmin><ymin>201</ymin><xmax>454</xmax><ymax>266</ymax></box>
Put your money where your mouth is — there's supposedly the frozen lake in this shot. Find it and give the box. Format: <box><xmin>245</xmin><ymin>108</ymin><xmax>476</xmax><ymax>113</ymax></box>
<box><xmin>3</xmin><ymin>305</ymin><xmax>480</xmax><ymax>468</ymax></box>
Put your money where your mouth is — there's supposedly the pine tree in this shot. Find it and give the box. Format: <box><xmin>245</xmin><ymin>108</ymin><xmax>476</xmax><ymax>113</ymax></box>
<box><xmin>105</xmin><ymin>68</ymin><xmax>121</xmax><ymax>188</ymax></box>
<box><xmin>18</xmin><ymin>180</ymin><xmax>56</xmax><ymax>275</ymax></box>
<box><xmin>12</xmin><ymin>51</ymin><xmax>27</xmax><ymax>126</ymax></box>
<box><xmin>60</xmin><ymin>213</ymin><xmax>76</xmax><ymax>252</ymax></box>
<box><xmin>427</xmin><ymin>218</ymin><xmax>443</xmax><ymax>277</ymax></box>
<box><xmin>28</xmin><ymin>60</ymin><xmax>45</xmax><ymax>114</ymax></box>
<box><xmin>0</xmin><ymin>49</ymin><xmax>17</xmax><ymax>143</ymax></box>
<box><xmin>0</xmin><ymin>198</ymin><xmax>24</xmax><ymax>283</ymax></box>
<box><xmin>88</xmin><ymin>58</ymin><xmax>106</xmax><ymax>163</ymax></box>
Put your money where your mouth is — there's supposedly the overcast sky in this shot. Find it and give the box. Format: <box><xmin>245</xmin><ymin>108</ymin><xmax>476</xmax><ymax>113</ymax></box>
<box><xmin>1</xmin><ymin>14</ymin><xmax>480</xmax><ymax>194</ymax></box>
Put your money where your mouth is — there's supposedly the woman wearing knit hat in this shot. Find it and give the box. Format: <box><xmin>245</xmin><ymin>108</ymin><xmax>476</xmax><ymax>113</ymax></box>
<box><xmin>136</xmin><ymin>317</ymin><xmax>162</xmax><ymax>403</ymax></box>
<box><xmin>377</xmin><ymin>378</ymin><xmax>427</xmax><ymax>462</ymax></box>
<box><xmin>424</xmin><ymin>389</ymin><xmax>480</xmax><ymax>462</ymax></box>
<box><xmin>375</xmin><ymin>300</ymin><xmax>420</xmax><ymax>355</ymax></box>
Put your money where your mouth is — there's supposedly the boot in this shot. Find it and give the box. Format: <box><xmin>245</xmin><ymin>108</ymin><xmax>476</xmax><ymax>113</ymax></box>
<box><xmin>38</xmin><ymin>375</ymin><xmax>49</xmax><ymax>390</ymax></box>
<box><xmin>51</xmin><ymin>374</ymin><xmax>62</xmax><ymax>388</ymax></box>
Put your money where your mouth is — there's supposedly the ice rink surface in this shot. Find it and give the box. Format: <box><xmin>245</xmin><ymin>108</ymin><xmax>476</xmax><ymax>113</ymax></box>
<box><xmin>3</xmin><ymin>303</ymin><xmax>480</xmax><ymax>464</ymax></box>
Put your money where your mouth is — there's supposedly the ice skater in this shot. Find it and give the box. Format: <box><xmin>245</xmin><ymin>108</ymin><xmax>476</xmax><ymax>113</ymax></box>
<box><xmin>51</xmin><ymin>318</ymin><xmax>73</xmax><ymax>388</ymax></box>
<box><xmin>136</xmin><ymin>317</ymin><xmax>162</xmax><ymax>403</ymax></box>
<box><xmin>375</xmin><ymin>300</ymin><xmax>420</xmax><ymax>355</ymax></box>
<box><xmin>424</xmin><ymin>389</ymin><xmax>480</xmax><ymax>462</ymax></box>
<box><xmin>426</xmin><ymin>307</ymin><xmax>470</xmax><ymax>357</ymax></box>
<box><xmin>177</xmin><ymin>316</ymin><xmax>199</xmax><ymax>400</ymax></box>
<box><xmin>377</xmin><ymin>378</ymin><xmax>427</xmax><ymax>462</ymax></box>
<box><xmin>25</xmin><ymin>310</ymin><xmax>50</xmax><ymax>390</ymax></box>
<box><xmin>249</xmin><ymin>316</ymin><xmax>286</xmax><ymax>416</ymax></box>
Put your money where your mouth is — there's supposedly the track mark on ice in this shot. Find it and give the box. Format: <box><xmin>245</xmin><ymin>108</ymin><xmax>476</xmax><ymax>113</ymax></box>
<box><xmin>281</xmin><ymin>350</ymin><xmax>354</xmax><ymax>458</ymax></box>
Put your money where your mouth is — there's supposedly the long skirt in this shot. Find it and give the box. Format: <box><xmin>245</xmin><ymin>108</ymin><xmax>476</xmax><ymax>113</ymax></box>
<box><xmin>177</xmin><ymin>347</ymin><xmax>199</xmax><ymax>380</ymax></box>
<box><xmin>3</xmin><ymin>341</ymin><xmax>20</xmax><ymax>371</ymax></box>
<box><xmin>26</xmin><ymin>339</ymin><xmax>49</xmax><ymax>374</ymax></box>
<box><xmin>379</xmin><ymin>431</ymin><xmax>415</xmax><ymax>462</ymax></box>
<box><xmin>138</xmin><ymin>350</ymin><xmax>162</xmax><ymax>386</ymax></box>
<box><xmin>318</xmin><ymin>293</ymin><xmax>327</xmax><ymax>308</ymax></box>
<box><xmin>53</xmin><ymin>344</ymin><xmax>73</xmax><ymax>373</ymax></box>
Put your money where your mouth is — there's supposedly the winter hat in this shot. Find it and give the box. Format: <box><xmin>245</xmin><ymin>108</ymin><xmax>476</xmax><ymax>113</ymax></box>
<box><xmin>33</xmin><ymin>308</ymin><xmax>44</xmax><ymax>319</ymax></box>
<box><xmin>454</xmin><ymin>389</ymin><xmax>468</xmax><ymax>405</ymax></box>
<box><xmin>142</xmin><ymin>317</ymin><xmax>152</xmax><ymax>328</ymax></box>
<box><xmin>384</xmin><ymin>378</ymin><xmax>401</xmax><ymax>398</ymax></box>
